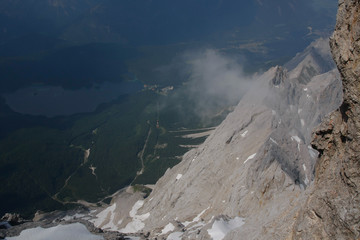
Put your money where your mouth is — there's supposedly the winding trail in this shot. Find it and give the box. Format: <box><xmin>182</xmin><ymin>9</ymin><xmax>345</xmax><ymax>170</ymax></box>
<box><xmin>52</xmin><ymin>148</ymin><xmax>92</xmax><ymax>205</ymax></box>
<box><xmin>131</xmin><ymin>121</ymin><xmax>152</xmax><ymax>184</ymax></box>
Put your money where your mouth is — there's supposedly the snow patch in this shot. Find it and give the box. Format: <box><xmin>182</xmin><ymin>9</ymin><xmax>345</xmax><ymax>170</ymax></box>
<box><xmin>183</xmin><ymin>207</ymin><xmax>209</xmax><ymax>227</ymax></box>
<box><xmin>240</xmin><ymin>130</ymin><xmax>248</xmax><ymax>138</ymax></box>
<box><xmin>161</xmin><ymin>223</ymin><xmax>175</xmax><ymax>235</ymax></box>
<box><xmin>244</xmin><ymin>153</ymin><xmax>256</xmax><ymax>164</ymax></box>
<box><xmin>207</xmin><ymin>217</ymin><xmax>245</xmax><ymax>240</ymax></box>
<box><xmin>176</xmin><ymin>174</ymin><xmax>183</xmax><ymax>180</ymax></box>
<box><xmin>91</xmin><ymin>203</ymin><xmax>117</xmax><ymax>231</ymax></box>
<box><xmin>304</xmin><ymin>175</ymin><xmax>310</xmax><ymax>185</ymax></box>
<box><xmin>291</xmin><ymin>136</ymin><xmax>301</xmax><ymax>143</ymax></box>
<box><xmin>269</xmin><ymin>138</ymin><xmax>278</xmax><ymax>145</ymax></box>
<box><xmin>6</xmin><ymin>223</ymin><xmax>103</xmax><ymax>240</ymax></box>
<box><xmin>120</xmin><ymin>200</ymin><xmax>150</xmax><ymax>233</ymax></box>
<box><xmin>301</xmin><ymin>119</ymin><xmax>305</xmax><ymax>127</ymax></box>
<box><xmin>302</xmin><ymin>164</ymin><xmax>307</xmax><ymax>171</ymax></box>
<box><xmin>61</xmin><ymin>213</ymin><xmax>85</xmax><ymax>221</ymax></box>
<box><xmin>303</xmin><ymin>88</ymin><xmax>308</xmax><ymax>91</ymax></box>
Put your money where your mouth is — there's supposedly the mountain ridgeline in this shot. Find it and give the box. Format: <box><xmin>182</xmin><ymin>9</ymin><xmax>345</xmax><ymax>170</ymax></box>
<box><xmin>91</xmin><ymin>37</ymin><xmax>345</xmax><ymax>239</ymax></box>
<box><xmin>2</xmin><ymin>1</ymin><xmax>359</xmax><ymax>239</ymax></box>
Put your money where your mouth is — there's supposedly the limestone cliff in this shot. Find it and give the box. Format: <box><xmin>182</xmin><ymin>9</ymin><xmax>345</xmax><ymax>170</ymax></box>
<box><xmin>89</xmin><ymin>3</ymin><xmax>360</xmax><ymax>239</ymax></box>
<box><xmin>90</xmin><ymin>38</ymin><xmax>343</xmax><ymax>239</ymax></box>
<box><xmin>292</xmin><ymin>0</ymin><xmax>360</xmax><ymax>239</ymax></box>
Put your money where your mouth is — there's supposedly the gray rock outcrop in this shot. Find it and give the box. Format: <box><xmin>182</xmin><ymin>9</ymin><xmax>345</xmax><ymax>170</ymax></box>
<box><xmin>291</xmin><ymin>0</ymin><xmax>360</xmax><ymax>239</ymax></box>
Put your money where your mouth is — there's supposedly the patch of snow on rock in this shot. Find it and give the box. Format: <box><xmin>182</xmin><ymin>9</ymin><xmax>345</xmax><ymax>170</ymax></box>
<box><xmin>92</xmin><ymin>203</ymin><xmax>117</xmax><ymax>230</ymax></box>
<box><xmin>240</xmin><ymin>130</ymin><xmax>248</xmax><ymax>137</ymax></box>
<box><xmin>161</xmin><ymin>223</ymin><xmax>175</xmax><ymax>235</ymax></box>
<box><xmin>6</xmin><ymin>223</ymin><xmax>103</xmax><ymax>240</ymax></box>
<box><xmin>301</xmin><ymin>119</ymin><xmax>305</xmax><ymax>127</ymax></box>
<box><xmin>207</xmin><ymin>217</ymin><xmax>245</xmax><ymax>240</ymax></box>
<box><xmin>244</xmin><ymin>153</ymin><xmax>256</xmax><ymax>164</ymax></box>
<box><xmin>61</xmin><ymin>213</ymin><xmax>85</xmax><ymax>221</ymax></box>
<box><xmin>269</xmin><ymin>138</ymin><xmax>278</xmax><ymax>145</ymax></box>
<box><xmin>120</xmin><ymin>200</ymin><xmax>150</xmax><ymax>233</ymax></box>
<box><xmin>183</xmin><ymin>207</ymin><xmax>209</xmax><ymax>227</ymax></box>
<box><xmin>291</xmin><ymin>136</ymin><xmax>301</xmax><ymax>143</ymax></box>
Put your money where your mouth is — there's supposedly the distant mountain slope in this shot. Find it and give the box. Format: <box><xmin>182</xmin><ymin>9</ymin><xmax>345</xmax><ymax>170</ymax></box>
<box><xmin>0</xmin><ymin>0</ymin><xmax>336</xmax><ymax>45</ymax></box>
<box><xmin>0</xmin><ymin>0</ymin><xmax>101</xmax><ymax>42</ymax></box>
<box><xmin>91</xmin><ymin>38</ymin><xmax>343</xmax><ymax>239</ymax></box>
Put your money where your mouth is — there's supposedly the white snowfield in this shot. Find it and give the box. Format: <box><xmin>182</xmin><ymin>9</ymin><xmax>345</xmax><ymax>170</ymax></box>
<box><xmin>6</xmin><ymin>223</ymin><xmax>103</xmax><ymax>240</ymax></box>
<box><xmin>91</xmin><ymin>203</ymin><xmax>118</xmax><ymax>231</ymax></box>
<box><xmin>207</xmin><ymin>217</ymin><xmax>245</xmax><ymax>240</ymax></box>
<box><xmin>120</xmin><ymin>200</ymin><xmax>150</xmax><ymax>233</ymax></box>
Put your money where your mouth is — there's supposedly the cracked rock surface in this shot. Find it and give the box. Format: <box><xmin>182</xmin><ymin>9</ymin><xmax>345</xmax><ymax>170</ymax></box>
<box><xmin>292</xmin><ymin>1</ymin><xmax>360</xmax><ymax>239</ymax></box>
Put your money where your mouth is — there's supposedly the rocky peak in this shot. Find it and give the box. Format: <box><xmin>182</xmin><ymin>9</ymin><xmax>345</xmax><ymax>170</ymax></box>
<box><xmin>292</xmin><ymin>1</ymin><xmax>360</xmax><ymax>239</ymax></box>
<box><xmin>271</xmin><ymin>66</ymin><xmax>287</xmax><ymax>86</ymax></box>
<box><xmin>89</xmin><ymin>38</ymin><xmax>343</xmax><ymax>239</ymax></box>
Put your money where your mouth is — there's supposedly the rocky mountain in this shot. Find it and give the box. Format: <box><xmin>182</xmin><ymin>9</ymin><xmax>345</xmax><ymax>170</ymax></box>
<box><xmin>3</xmin><ymin>1</ymin><xmax>359</xmax><ymax>239</ymax></box>
<box><xmin>89</xmin><ymin>37</ymin><xmax>343</xmax><ymax>239</ymax></box>
<box><xmin>291</xmin><ymin>0</ymin><xmax>360</xmax><ymax>239</ymax></box>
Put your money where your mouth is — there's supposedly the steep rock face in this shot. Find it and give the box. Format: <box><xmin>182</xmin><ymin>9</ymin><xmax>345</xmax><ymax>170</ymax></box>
<box><xmin>136</xmin><ymin>39</ymin><xmax>341</xmax><ymax>240</ymax></box>
<box><xmin>90</xmin><ymin>38</ymin><xmax>343</xmax><ymax>239</ymax></box>
<box><xmin>292</xmin><ymin>1</ymin><xmax>360</xmax><ymax>239</ymax></box>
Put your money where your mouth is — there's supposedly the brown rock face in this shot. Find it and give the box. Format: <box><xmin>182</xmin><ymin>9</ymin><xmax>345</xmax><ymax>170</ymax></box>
<box><xmin>293</xmin><ymin>1</ymin><xmax>360</xmax><ymax>239</ymax></box>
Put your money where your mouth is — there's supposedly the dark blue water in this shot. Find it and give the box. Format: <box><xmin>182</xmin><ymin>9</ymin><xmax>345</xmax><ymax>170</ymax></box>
<box><xmin>2</xmin><ymin>81</ymin><xmax>143</xmax><ymax>117</ymax></box>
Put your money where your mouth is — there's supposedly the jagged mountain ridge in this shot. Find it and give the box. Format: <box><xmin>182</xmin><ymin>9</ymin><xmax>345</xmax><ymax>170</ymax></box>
<box><xmin>291</xmin><ymin>0</ymin><xmax>360</xmax><ymax>238</ymax></box>
<box><xmin>91</xmin><ymin>38</ymin><xmax>342</xmax><ymax>239</ymax></box>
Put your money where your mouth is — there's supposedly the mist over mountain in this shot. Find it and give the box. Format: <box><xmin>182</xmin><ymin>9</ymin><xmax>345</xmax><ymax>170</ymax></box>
<box><xmin>0</xmin><ymin>0</ymin><xmax>343</xmax><ymax>231</ymax></box>
<box><xmin>87</xmin><ymin>37</ymin><xmax>343</xmax><ymax>239</ymax></box>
